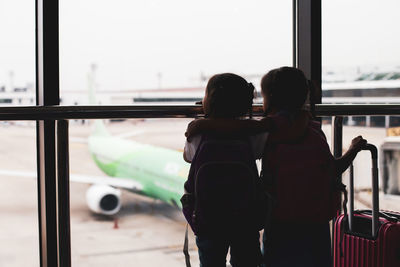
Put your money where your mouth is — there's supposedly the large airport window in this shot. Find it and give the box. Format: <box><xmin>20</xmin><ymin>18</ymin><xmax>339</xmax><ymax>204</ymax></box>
<box><xmin>0</xmin><ymin>122</ymin><xmax>39</xmax><ymax>266</ymax></box>
<box><xmin>68</xmin><ymin>118</ymin><xmax>198</xmax><ymax>265</ymax></box>
<box><xmin>0</xmin><ymin>0</ymin><xmax>35</xmax><ymax>106</ymax></box>
<box><xmin>322</xmin><ymin>1</ymin><xmax>400</xmax><ymax>202</ymax></box>
<box><xmin>0</xmin><ymin>1</ymin><xmax>38</xmax><ymax>265</ymax></box>
<box><xmin>320</xmin><ymin>116</ymin><xmax>400</xmax><ymax>211</ymax></box>
<box><xmin>322</xmin><ymin>0</ymin><xmax>400</xmax><ymax>106</ymax></box>
<box><xmin>59</xmin><ymin>0</ymin><xmax>292</xmax><ymax>106</ymax></box>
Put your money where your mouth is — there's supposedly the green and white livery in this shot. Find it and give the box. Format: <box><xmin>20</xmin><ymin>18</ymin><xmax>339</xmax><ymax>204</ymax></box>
<box><xmin>86</xmin><ymin>121</ymin><xmax>189</xmax><ymax>215</ymax></box>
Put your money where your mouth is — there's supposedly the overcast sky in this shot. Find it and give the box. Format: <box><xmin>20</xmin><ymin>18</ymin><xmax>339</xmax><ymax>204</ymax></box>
<box><xmin>0</xmin><ymin>0</ymin><xmax>399</xmax><ymax>93</ymax></box>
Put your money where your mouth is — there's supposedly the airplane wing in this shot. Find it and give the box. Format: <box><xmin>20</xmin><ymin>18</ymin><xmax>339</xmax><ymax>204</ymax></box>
<box><xmin>0</xmin><ymin>169</ymin><xmax>143</xmax><ymax>192</ymax></box>
<box><xmin>70</xmin><ymin>174</ymin><xmax>143</xmax><ymax>192</ymax></box>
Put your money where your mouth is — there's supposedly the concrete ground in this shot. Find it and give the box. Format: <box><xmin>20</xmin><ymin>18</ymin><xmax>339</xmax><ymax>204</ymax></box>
<box><xmin>0</xmin><ymin>119</ymin><xmax>398</xmax><ymax>266</ymax></box>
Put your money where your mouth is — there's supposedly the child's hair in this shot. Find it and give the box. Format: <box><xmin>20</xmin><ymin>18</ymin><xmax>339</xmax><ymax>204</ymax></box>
<box><xmin>205</xmin><ymin>73</ymin><xmax>254</xmax><ymax>118</ymax></box>
<box><xmin>261</xmin><ymin>66</ymin><xmax>309</xmax><ymax>113</ymax></box>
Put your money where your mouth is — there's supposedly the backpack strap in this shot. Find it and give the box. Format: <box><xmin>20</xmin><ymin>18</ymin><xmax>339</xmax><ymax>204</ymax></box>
<box><xmin>181</xmin><ymin>136</ymin><xmax>206</xmax><ymax>266</ymax></box>
<box><xmin>354</xmin><ymin>210</ymin><xmax>400</xmax><ymax>222</ymax></box>
<box><xmin>259</xmin><ymin>167</ymin><xmax>276</xmax><ymax>259</ymax></box>
<box><xmin>183</xmin><ymin>224</ymin><xmax>191</xmax><ymax>267</ymax></box>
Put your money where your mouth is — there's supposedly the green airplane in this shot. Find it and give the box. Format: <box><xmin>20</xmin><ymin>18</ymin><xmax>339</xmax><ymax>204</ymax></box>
<box><xmin>0</xmin><ymin>121</ymin><xmax>189</xmax><ymax>216</ymax></box>
<box><xmin>86</xmin><ymin>120</ymin><xmax>190</xmax><ymax>215</ymax></box>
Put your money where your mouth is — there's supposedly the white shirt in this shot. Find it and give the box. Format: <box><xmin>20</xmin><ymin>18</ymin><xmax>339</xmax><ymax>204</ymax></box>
<box><xmin>184</xmin><ymin>133</ymin><xmax>269</xmax><ymax>162</ymax></box>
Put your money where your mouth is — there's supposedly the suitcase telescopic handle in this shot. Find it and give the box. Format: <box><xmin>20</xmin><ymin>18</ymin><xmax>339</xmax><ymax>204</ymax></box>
<box><xmin>348</xmin><ymin>143</ymin><xmax>379</xmax><ymax>238</ymax></box>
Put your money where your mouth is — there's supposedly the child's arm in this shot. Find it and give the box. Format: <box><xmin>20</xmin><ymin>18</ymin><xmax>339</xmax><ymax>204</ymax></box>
<box><xmin>185</xmin><ymin>111</ymin><xmax>310</xmax><ymax>143</ymax></box>
<box><xmin>334</xmin><ymin>136</ymin><xmax>367</xmax><ymax>176</ymax></box>
<box><xmin>185</xmin><ymin>118</ymin><xmax>273</xmax><ymax>140</ymax></box>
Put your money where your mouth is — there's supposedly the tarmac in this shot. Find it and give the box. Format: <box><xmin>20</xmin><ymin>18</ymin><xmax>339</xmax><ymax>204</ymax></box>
<box><xmin>0</xmin><ymin>119</ymin><xmax>199</xmax><ymax>267</ymax></box>
<box><xmin>0</xmin><ymin>119</ymin><xmax>398</xmax><ymax>267</ymax></box>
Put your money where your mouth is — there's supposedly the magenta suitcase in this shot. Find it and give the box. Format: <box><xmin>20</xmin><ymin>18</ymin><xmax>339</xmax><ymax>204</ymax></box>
<box><xmin>333</xmin><ymin>144</ymin><xmax>400</xmax><ymax>267</ymax></box>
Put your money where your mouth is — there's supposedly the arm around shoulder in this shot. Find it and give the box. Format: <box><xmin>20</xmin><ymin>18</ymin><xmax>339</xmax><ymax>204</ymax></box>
<box><xmin>185</xmin><ymin>118</ymin><xmax>274</xmax><ymax>140</ymax></box>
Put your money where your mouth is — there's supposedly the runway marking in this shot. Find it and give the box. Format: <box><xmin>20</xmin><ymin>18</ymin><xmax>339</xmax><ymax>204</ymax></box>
<box><xmin>0</xmin><ymin>169</ymin><xmax>143</xmax><ymax>191</ymax></box>
<box><xmin>69</xmin><ymin>137</ymin><xmax>88</xmax><ymax>144</ymax></box>
<box><xmin>0</xmin><ymin>169</ymin><xmax>36</xmax><ymax>178</ymax></box>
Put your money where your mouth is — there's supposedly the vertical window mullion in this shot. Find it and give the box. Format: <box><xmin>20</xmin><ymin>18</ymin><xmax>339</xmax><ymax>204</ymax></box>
<box><xmin>295</xmin><ymin>0</ymin><xmax>321</xmax><ymax>104</ymax></box>
<box><xmin>36</xmin><ymin>0</ymin><xmax>61</xmax><ymax>266</ymax></box>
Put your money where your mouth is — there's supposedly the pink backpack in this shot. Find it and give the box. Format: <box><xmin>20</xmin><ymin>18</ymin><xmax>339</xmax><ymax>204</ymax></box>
<box><xmin>263</xmin><ymin>120</ymin><xmax>342</xmax><ymax>223</ymax></box>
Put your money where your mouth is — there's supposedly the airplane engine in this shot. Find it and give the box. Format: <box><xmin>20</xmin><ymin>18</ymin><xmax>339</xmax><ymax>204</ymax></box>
<box><xmin>86</xmin><ymin>184</ymin><xmax>122</xmax><ymax>215</ymax></box>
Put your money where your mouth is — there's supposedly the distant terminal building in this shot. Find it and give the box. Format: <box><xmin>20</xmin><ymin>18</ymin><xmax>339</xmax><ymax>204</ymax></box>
<box><xmin>322</xmin><ymin>70</ymin><xmax>400</xmax><ymax>127</ymax></box>
<box><xmin>122</xmin><ymin>87</ymin><xmax>204</xmax><ymax>105</ymax></box>
<box><xmin>0</xmin><ymin>84</ymin><xmax>35</xmax><ymax>105</ymax></box>
<box><xmin>2</xmin><ymin>70</ymin><xmax>400</xmax><ymax>127</ymax></box>
<box><xmin>57</xmin><ymin>87</ymin><xmax>205</xmax><ymax>106</ymax></box>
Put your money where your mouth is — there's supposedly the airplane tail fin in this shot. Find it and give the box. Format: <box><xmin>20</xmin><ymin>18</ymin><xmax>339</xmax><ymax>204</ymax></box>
<box><xmin>88</xmin><ymin>64</ymin><xmax>97</xmax><ymax>105</ymax></box>
<box><xmin>92</xmin><ymin>120</ymin><xmax>110</xmax><ymax>137</ymax></box>
<box><xmin>87</xmin><ymin>64</ymin><xmax>110</xmax><ymax>137</ymax></box>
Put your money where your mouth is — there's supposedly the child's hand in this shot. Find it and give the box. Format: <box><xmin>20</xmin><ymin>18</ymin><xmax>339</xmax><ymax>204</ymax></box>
<box><xmin>349</xmin><ymin>136</ymin><xmax>367</xmax><ymax>153</ymax></box>
<box><xmin>335</xmin><ymin>136</ymin><xmax>367</xmax><ymax>175</ymax></box>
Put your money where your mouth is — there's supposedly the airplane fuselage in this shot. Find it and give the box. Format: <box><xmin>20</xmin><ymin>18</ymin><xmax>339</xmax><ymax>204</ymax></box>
<box><xmin>88</xmin><ymin>134</ymin><xmax>189</xmax><ymax>209</ymax></box>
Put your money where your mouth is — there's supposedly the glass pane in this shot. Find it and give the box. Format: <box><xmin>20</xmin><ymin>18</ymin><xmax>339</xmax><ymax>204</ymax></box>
<box><xmin>0</xmin><ymin>1</ymin><xmax>35</xmax><ymax>106</ymax></box>
<box><xmin>321</xmin><ymin>116</ymin><xmax>400</xmax><ymax>211</ymax></box>
<box><xmin>0</xmin><ymin>122</ymin><xmax>39</xmax><ymax>266</ymax></box>
<box><xmin>69</xmin><ymin>118</ymin><xmax>198</xmax><ymax>266</ymax></box>
<box><xmin>59</xmin><ymin>0</ymin><xmax>292</xmax><ymax>105</ymax></box>
<box><xmin>322</xmin><ymin>1</ymin><xmax>400</xmax><ymax>210</ymax></box>
<box><xmin>322</xmin><ymin>0</ymin><xmax>400</xmax><ymax>105</ymax></box>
